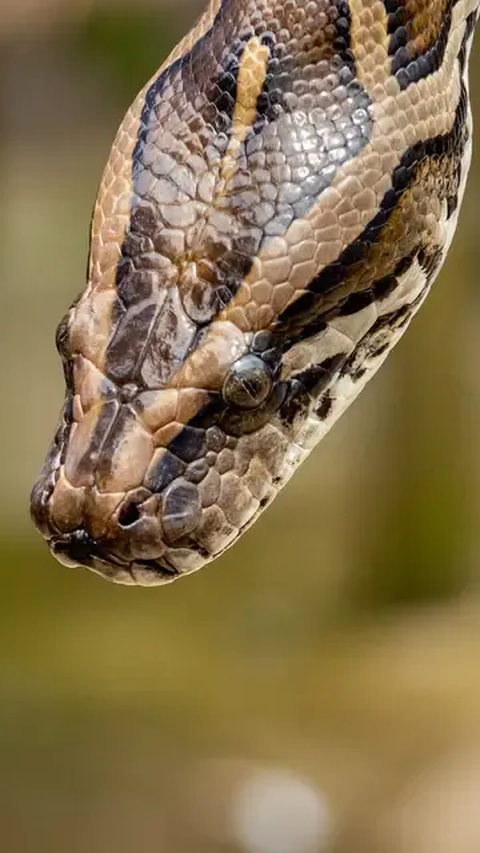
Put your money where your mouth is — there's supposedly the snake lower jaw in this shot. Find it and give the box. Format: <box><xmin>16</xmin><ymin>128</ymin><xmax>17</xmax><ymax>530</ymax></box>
<box><xmin>49</xmin><ymin>531</ymin><xmax>179</xmax><ymax>587</ymax></box>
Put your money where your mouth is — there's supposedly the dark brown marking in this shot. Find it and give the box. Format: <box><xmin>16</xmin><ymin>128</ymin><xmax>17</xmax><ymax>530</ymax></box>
<box><xmin>384</xmin><ymin>0</ymin><xmax>456</xmax><ymax>87</ymax></box>
<box><xmin>145</xmin><ymin>451</ymin><xmax>185</xmax><ymax>493</ymax></box>
<box><xmin>276</xmin><ymin>80</ymin><xmax>469</xmax><ymax>349</ymax></box>
<box><xmin>169</xmin><ymin>426</ymin><xmax>206</xmax><ymax>463</ymax></box>
<box><xmin>291</xmin><ymin>354</ymin><xmax>347</xmax><ymax>396</ymax></box>
<box><xmin>280</xmin><ymin>354</ymin><xmax>346</xmax><ymax>427</ymax></box>
<box><xmin>139</xmin><ymin>289</ymin><xmax>198</xmax><ymax>389</ymax></box>
<box><xmin>67</xmin><ymin>400</ymin><xmax>119</xmax><ymax>487</ymax></box>
<box><xmin>95</xmin><ymin>405</ymin><xmax>138</xmax><ymax>491</ymax></box>
<box><xmin>315</xmin><ymin>392</ymin><xmax>333</xmax><ymax>420</ymax></box>
<box><xmin>106</xmin><ymin>302</ymin><xmax>158</xmax><ymax>385</ymax></box>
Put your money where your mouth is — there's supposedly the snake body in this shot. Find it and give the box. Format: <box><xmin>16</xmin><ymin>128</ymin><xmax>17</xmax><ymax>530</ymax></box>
<box><xmin>31</xmin><ymin>0</ymin><xmax>479</xmax><ymax>585</ymax></box>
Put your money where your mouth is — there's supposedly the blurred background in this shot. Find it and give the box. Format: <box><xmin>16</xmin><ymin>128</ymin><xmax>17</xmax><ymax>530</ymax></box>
<box><xmin>2</xmin><ymin>1</ymin><xmax>480</xmax><ymax>850</ymax></box>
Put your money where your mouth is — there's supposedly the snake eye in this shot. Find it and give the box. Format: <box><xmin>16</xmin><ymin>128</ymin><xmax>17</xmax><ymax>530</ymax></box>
<box><xmin>222</xmin><ymin>354</ymin><xmax>273</xmax><ymax>410</ymax></box>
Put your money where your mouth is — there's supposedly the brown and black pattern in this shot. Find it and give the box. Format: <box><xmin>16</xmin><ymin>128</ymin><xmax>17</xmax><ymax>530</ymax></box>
<box><xmin>275</xmin><ymin>79</ymin><xmax>469</xmax><ymax>347</ymax></box>
<box><xmin>103</xmin><ymin>0</ymin><xmax>373</xmax><ymax>390</ymax></box>
<box><xmin>30</xmin><ymin>0</ymin><xmax>479</xmax><ymax>585</ymax></box>
<box><xmin>384</xmin><ymin>0</ymin><xmax>457</xmax><ymax>87</ymax></box>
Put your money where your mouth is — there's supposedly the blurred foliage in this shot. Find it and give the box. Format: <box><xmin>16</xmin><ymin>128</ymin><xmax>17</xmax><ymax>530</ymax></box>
<box><xmin>71</xmin><ymin>6</ymin><xmax>190</xmax><ymax>94</ymax></box>
<box><xmin>2</xmin><ymin>2</ymin><xmax>480</xmax><ymax>851</ymax></box>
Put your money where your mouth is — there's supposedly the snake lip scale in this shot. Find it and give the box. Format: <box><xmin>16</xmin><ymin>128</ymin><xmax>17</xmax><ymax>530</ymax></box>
<box><xmin>31</xmin><ymin>0</ymin><xmax>479</xmax><ymax>585</ymax></box>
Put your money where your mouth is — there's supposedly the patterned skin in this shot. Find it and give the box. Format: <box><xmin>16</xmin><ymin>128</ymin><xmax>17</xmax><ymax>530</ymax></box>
<box><xmin>31</xmin><ymin>0</ymin><xmax>478</xmax><ymax>585</ymax></box>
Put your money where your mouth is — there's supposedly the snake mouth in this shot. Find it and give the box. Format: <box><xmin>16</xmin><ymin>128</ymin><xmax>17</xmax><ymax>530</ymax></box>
<box><xmin>50</xmin><ymin>531</ymin><xmax>179</xmax><ymax>586</ymax></box>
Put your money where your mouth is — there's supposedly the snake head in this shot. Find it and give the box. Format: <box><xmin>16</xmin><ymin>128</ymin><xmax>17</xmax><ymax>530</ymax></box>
<box><xmin>30</xmin><ymin>295</ymin><xmax>307</xmax><ymax>585</ymax></box>
<box><xmin>29</xmin><ymin>8</ymin><xmax>359</xmax><ymax>584</ymax></box>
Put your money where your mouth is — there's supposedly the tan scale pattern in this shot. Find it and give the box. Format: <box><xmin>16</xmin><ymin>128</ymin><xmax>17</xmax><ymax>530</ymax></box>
<box><xmin>222</xmin><ymin>2</ymin><xmax>472</xmax><ymax>331</ymax></box>
<box><xmin>225</xmin><ymin>3</ymin><xmax>472</xmax><ymax>331</ymax></box>
<box><xmin>70</xmin><ymin>0</ymin><xmax>227</xmax><ymax>369</ymax></box>
<box><xmin>349</xmin><ymin>0</ymin><xmax>396</xmax><ymax>98</ymax></box>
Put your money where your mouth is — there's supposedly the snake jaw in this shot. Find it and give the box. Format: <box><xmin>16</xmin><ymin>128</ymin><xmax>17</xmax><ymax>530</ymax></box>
<box><xmin>49</xmin><ymin>531</ymin><xmax>179</xmax><ymax>586</ymax></box>
<box><xmin>31</xmin><ymin>359</ymin><xmax>301</xmax><ymax>583</ymax></box>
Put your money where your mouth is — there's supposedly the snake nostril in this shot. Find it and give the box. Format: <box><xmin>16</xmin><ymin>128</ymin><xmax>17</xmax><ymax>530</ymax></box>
<box><xmin>118</xmin><ymin>501</ymin><xmax>141</xmax><ymax>528</ymax></box>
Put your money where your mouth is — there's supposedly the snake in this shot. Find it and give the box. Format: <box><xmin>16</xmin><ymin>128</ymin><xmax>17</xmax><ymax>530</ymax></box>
<box><xmin>30</xmin><ymin>0</ymin><xmax>478</xmax><ymax>585</ymax></box>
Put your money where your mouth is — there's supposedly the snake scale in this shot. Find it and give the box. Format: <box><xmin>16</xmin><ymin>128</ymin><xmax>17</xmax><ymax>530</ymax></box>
<box><xmin>31</xmin><ymin>0</ymin><xmax>479</xmax><ymax>585</ymax></box>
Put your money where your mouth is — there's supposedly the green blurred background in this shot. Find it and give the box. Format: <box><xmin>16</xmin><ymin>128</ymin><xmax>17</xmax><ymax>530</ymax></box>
<box><xmin>3</xmin><ymin>1</ymin><xmax>480</xmax><ymax>850</ymax></box>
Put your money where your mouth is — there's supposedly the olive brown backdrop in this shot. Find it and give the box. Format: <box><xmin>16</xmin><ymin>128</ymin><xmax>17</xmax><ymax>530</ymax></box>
<box><xmin>2</xmin><ymin>1</ymin><xmax>480</xmax><ymax>850</ymax></box>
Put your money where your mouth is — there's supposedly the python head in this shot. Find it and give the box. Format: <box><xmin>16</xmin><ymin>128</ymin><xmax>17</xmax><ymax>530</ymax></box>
<box><xmin>31</xmin><ymin>1</ymin><xmax>479</xmax><ymax>583</ymax></box>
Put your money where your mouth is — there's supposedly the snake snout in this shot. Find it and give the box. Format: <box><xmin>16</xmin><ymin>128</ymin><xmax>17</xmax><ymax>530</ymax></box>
<box><xmin>51</xmin><ymin>529</ymin><xmax>97</xmax><ymax>568</ymax></box>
